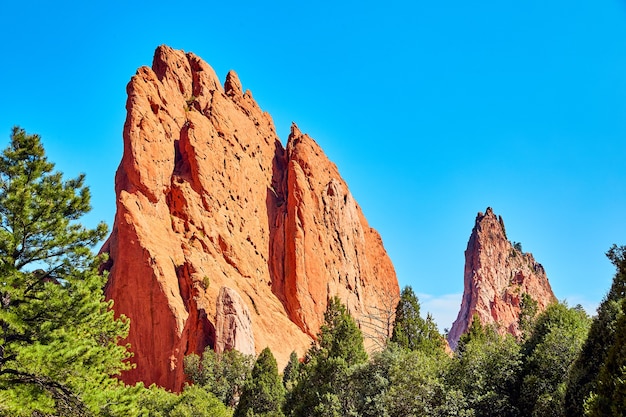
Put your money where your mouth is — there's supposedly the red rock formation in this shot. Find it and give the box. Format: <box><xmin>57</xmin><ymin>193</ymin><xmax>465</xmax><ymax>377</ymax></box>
<box><xmin>215</xmin><ymin>287</ymin><xmax>255</xmax><ymax>356</ymax></box>
<box><xmin>102</xmin><ymin>45</ymin><xmax>399</xmax><ymax>391</ymax></box>
<box><xmin>447</xmin><ymin>207</ymin><xmax>556</xmax><ymax>350</ymax></box>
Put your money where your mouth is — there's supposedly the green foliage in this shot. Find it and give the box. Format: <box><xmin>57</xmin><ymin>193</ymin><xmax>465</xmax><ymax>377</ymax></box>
<box><xmin>343</xmin><ymin>350</ymin><xmax>393</xmax><ymax>417</ymax></box>
<box><xmin>184</xmin><ymin>347</ymin><xmax>254</xmax><ymax>408</ymax></box>
<box><xmin>518</xmin><ymin>302</ymin><xmax>591</xmax><ymax>417</ymax></box>
<box><xmin>315</xmin><ymin>296</ymin><xmax>368</xmax><ymax>366</ymax></box>
<box><xmin>0</xmin><ymin>127</ymin><xmax>131</xmax><ymax>416</ymax></box>
<box><xmin>384</xmin><ymin>346</ymin><xmax>472</xmax><ymax>417</ymax></box>
<box><xmin>390</xmin><ymin>286</ymin><xmax>445</xmax><ymax>354</ymax></box>
<box><xmin>235</xmin><ymin>347</ymin><xmax>285</xmax><ymax>417</ymax></box>
<box><xmin>284</xmin><ymin>296</ymin><xmax>367</xmax><ymax>417</ymax></box>
<box><xmin>456</xmin><ymin>314</ymin><xmax>491</xmax><ymax>353</ymax></box>
<box><xmin>565</xmin><ymin>245</ymin><xmax>626</xmax><ymax>416</ymax></box>
<box><xmin>184</xmin><ymin>96</ymin><xmax>197</xmax><ymax>112</ymax></box>
<box><xmin>448</xmin><ymin>318</ymin><xmax>522</xmax><ymax>417</ymax></box>
<box><xmin>518</xmin><ymin>293</ymin><xmax>539</xmax><ymax>342</ymax></box>
<box><xmin>282</xmin><ymin>351</ymin><xmax>300</xmax><ymax>392</ymax></box>
<box><xmin>340</xmin><ymin>344</ymin><xmax>471</xmax><ymax>417</ymax></box>
<box><xmin>584</xmin><ymin>296</ymin><xmax>626</xmax><ymax>416</ymax></box>
<box><xmin>138</xmin><ymin>384</ymin><xmax>232</xmax><ymax>417</ymax></box>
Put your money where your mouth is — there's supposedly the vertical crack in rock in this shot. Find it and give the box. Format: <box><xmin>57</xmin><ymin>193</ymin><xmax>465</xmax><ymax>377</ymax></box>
<box><xmin>174</xmin><ymin>262</ymin><xmax>214</xmax><ymax>362</ymax></box>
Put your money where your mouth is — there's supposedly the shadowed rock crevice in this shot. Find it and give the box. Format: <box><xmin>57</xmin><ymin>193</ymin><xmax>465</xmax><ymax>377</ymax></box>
<box><xmin>175</xmin><ymin>262</ymin><xmax>215</xmax><ymax>362</ymax></box>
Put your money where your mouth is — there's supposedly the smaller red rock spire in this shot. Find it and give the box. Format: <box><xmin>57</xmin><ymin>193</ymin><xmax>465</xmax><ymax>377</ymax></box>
<box><xmin>289</xmin><ymin>122</ymin><xmax>302</xmax><ymax>138</ymax></box>
<box><xmin>448</xmin><ymin>208</ymin><xmax>556</xmax><ymax>349</ymax></box>
<box><xmin>224</xmin><ymin>70</ymin><xmax>243</xmax><ymax>97</ymax></box>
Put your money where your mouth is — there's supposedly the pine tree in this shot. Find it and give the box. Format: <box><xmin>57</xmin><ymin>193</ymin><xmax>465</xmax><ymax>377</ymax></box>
<box><xmin>584</xmin><ymin>296</ymin><xmax>626</xmax><ymax>416</ymax></box>
<box><xmin>235</xmin><ymin>347</ymin><xmax>285</xmax><ymax>417</ymax></box>
<box><xmin>391</xmin><ymin>286</ymin><xmax>445</xmax><ymax>353</ymax></box>
<box><xmin>0</xmin><ymin>127</ymin><xmax>132</xmax><ymax>416</ymax></box>
<box><xmin>284</xmin><ymin>296</ymin><xmax>367</xmax><ymax>417</ymax></box>
<box><xmin>565</xmin><ymin>245</ymin><xmax>626</xmax><ymax>416</ymax></box>
<box><xmin>282</xmin><ymin>351</ymin><xmax>301</xmax><ymax>392</ymax></box>
<box><xmin>456</xmin><ymin>313</ymin><xmax>489</xmax><ymax>354</ymax></box>
<box><xmin>184</xmin><ymin>346</ymin><xmax>254</xmax><ymax>408</ymax></box>
<box><xmin>314</xmin><ymin>296</ymin><xmax>368</xmax><ymax>365</ymax></box>
<box><xmin>518</xmin><ymin>293</ymin><xmax>539</xmax><ymax>342</ymax></box>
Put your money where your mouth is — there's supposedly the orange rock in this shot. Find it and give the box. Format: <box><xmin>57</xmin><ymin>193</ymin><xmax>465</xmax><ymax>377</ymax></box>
<box><xmin>102</xmin><ymin>45</ymin><xmax>399</xmax><ymax>391</ymax></box>
<box><xmin>447</xmin><ymin>207</ymin><xmax>556</xmax><ymax>350</ymax></box>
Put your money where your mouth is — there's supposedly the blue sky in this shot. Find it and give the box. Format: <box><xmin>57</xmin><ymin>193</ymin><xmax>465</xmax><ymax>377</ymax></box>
<box><xmin>2</xmin><ymin>1</ymin><xmax>625</xmax><ymax>330</ymax></box>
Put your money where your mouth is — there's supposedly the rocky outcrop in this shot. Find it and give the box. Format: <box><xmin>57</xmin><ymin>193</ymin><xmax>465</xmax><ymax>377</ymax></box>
<box><xmin>215</xmin><ymin>286</ymin><xmax>255</xmax><ymax>356</ymax></box>
<box><xmin>102</xmin><ymin>45</ymin><xmax>399</xmax><ymax>391</ymax></box>
<box><xmin>447</xmin><ymin>207</ymin><xmax>556</xmax><ymax>350</ymax></box>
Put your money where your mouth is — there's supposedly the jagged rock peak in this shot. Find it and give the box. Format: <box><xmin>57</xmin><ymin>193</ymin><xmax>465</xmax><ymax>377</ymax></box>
<box><xmin>224</xmin><ymin>70</ymin><xmax>243</xmax><ymax>97</ymax></box>
<box><xmin>289</xmin><ymin>122</ymin><xmax>302</xmax><ymax>138</ymax></box>
<box><xmin>447</xmin><ymin>207</ymin><xmax>556</xmax><ymax>350</ymax></box>
<box><xmin>102</xmin><ymin>45</ymin><xmax>399</xmax><ymax>391</ymax></box>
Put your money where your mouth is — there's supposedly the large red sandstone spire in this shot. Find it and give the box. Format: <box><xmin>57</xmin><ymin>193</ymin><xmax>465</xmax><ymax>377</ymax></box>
<box><xmin>102</xmin><ymin>45</ymin><xmax>399</xmax><ymax>391</ymax></box>
<box><xmin>447</xmin><ymin>207</ymin><xmax>556</xmax><ymax>350</ymax></box>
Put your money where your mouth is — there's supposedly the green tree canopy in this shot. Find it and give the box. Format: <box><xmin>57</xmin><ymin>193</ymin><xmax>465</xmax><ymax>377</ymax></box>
<box><xmin>518</xmin><ymin>293</ymin><xmax>539</xmax><ymax>342</ymax></box>
<box><xmin>137</xmin><ymin>384</ymin><xmax>233</xmax><ymax>417</ymax></box>
<box><xmin>315</xmin><ymin>296</ymin><xmax>368</xmax><ymax>366</ymax></box>
<box><xmin>235</xmin><ymin>347</ymin><xmax>285</xmax><ymax>417</ymax></box>
<box><xmin>565</xmin><ymin>245</ymin><xmax>626</xmax><ymax>416</ymax></box>
<box><xmin>584</xmin><ymin>296</ymin><xmax>626</xmax><ymax>416</ymax></box>
<box><xmin>447</xmin><ymin>316</ymin><xmax>522</xmax><ymax>417</ymax></box>
<box><xmin>282</xmin><ymin>351</ymin><xmax>301</xmax><ymax>392</ymax></box>
<box><xmin>184</xmin><ymin>347</ymin><xmax>254</xmax><ymax>409</ymax></box>
<box><xmin>0</xmin><ymin>127</ymin><xmax>131</xmax><ymax>416</ymax></box>
<box><xmin>390</xmin><ymin>286</ymin><xmax>445</xmax><ymax>354</ymax></box>
<box><xmin>284</xmin><ymin>296</ymin><xmax>367</xmax><ymax>417</ymax></box>
<box><xmin>518</xmin><ymin>302</ymin><xmax>590</xmax><ymax>417</ymax></box>
<box><xmin>384</xmin><ymin>346</ymin><xmax>470</xmax><ymax>417</ymax></box>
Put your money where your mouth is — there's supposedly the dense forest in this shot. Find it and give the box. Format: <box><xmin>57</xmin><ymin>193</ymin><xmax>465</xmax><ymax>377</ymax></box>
<box><xmin>1</xmin><ymin>128</ymin><xmax>625</xmax><ymax>416</ymax></box>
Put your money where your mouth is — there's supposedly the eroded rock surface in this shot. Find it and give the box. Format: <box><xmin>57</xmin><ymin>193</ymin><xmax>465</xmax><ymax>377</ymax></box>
<box><xmin>215</xmin><ymin>287</ymin><xmax>255</xmax><ymax>356</ymax></box>
<box><xmin>102</xmin><ymin>45</ymin><xmax>399</xmax><ymax>391</ymax></box>
<box><xmin>447</xmin><ymin>207</ymin><xmax>556</xmax><ymax>350</ymax></box>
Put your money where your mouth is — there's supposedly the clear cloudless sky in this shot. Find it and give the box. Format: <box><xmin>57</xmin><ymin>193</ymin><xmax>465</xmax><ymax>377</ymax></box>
<box><xmin>1</xmin><ymin>0</ymin><xmax>626</xmax><ymax>330</ymax></box>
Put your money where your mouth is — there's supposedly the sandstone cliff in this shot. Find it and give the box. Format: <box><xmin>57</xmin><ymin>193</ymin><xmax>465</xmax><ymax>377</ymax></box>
<box><xmin>447</xmin><ymin>207</ymin><xmax>556</xmax><ymax>350</ymax></box>
<box><xmin>102</xmin><ymin>45</ymin><xmax>399</xmax><ymax>391</ymax></box>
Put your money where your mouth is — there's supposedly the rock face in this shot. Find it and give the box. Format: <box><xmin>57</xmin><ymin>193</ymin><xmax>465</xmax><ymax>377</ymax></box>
<box><xmin>102</xmin><ymin>45</ymin><xmax>399</xmax><ymax>391</ymax></box>
<box><xmin>447</xmin><ymin>207</ymin><xmax>556</xmax><ymax>350</ymax></box>
<box><xmin>215</xmin><ymin>287</ymin><xmax>255</xmax><ymax>356</ymax></box>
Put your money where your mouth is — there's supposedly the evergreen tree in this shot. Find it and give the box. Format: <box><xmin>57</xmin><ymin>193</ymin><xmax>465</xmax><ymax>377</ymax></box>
<box><xmin>447</xmin><ymin>316</ymin><xmax>522</xmax><ymax>417</ymax></box>
<box><xmin>235</xmin><ymin>347</ymin><xmax>285</xmax><ymax>417</ymax></box>
<box><xmin>456</xmin><ymin>313</ymin><xmax>489</xmax><ymax>354</ymax></box>
<box><xmin>284</xmin><ymin>296</ymin><xmax>367</xmax><ymax>417</ymax></box>
<box><xmin>584</xmin><ymin>296</ymin><xmax>626</xmax><ymax>416</ymax></box>
<box><xmin>565</xmin><ymin>245</ymin><xmax>626</xmax><ymax>416</ymax></box>
<box><xmin>518</xmin><ymin>302</ymin><xmax>590</xmax><ymax>417</ymax></box>
<box><xmin>315</xmin><ymin>296</ymin><xmax>368</xmax><ymax>366</ymax></box>
<box><xmin>0</xmin><ymin>127</ymin><xmax>131</xmax><ymax>416</ymax></box>
<box><xmin>137</xmin><ymin>384</ymin><xmax>232</xmax><ymax>417</ymax></box>
<box><xmin>391</xmin><ymin>286</ymin><xmax>445</xmax><ymax>353</ymax></box>
<box><xmin>184</xmin><ymin>347</ymin><xmax>254</xmax><ymax>408</ymax></box>
<box><xmin>383</xmin><ymin>346</ymin><xmax>471</xmax><ymax>417</ymax></box>
<box><xmin>282</xmin><ymin>351</ymin><xmax>301</xmax><ymax>392</ymax></box>
<box><xmin>518</xmin><ymin>293</ymin><xmax>539</xmax><ymax>342</ymax></box>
